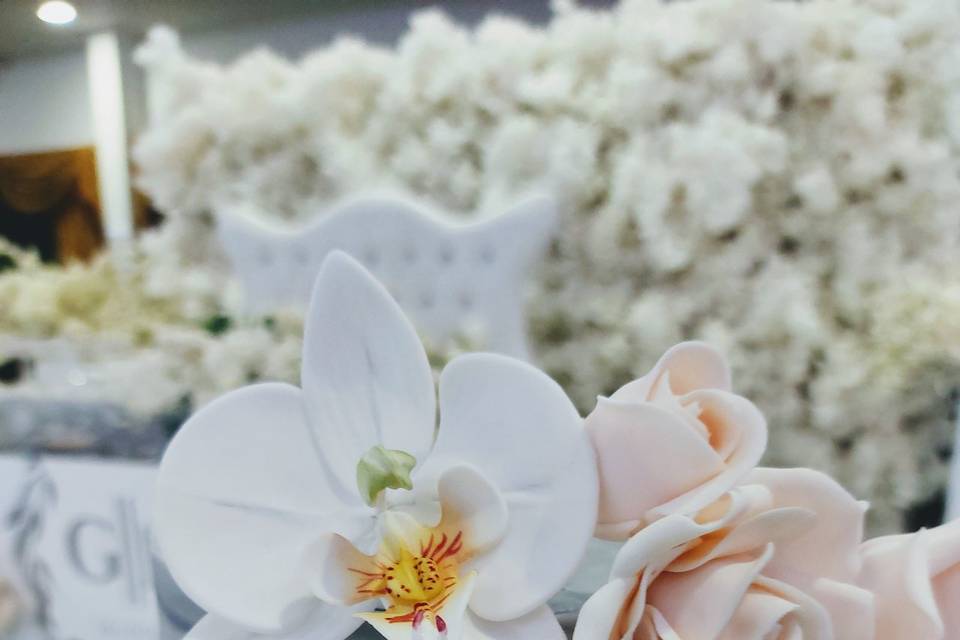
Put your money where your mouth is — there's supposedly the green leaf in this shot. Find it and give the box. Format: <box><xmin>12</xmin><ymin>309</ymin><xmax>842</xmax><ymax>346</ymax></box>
<box><xmin>357</xmin><ymin>445</ymin><xmax>417</xmax><ymax>506</ymax></box>
<box><xmin>203</xmin><ymin>314</ymin><xmax>233</xmax><ymax>336</ymax></box>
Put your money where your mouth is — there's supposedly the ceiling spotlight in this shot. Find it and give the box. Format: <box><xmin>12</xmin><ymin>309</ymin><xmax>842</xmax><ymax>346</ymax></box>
<box><xmin>37</xmin><ymin>1</ymin><xmax>77</xmax><ymax>25</ymax></box>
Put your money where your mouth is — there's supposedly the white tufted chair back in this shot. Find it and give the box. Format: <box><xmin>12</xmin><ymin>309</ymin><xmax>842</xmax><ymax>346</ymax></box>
<box><xmin>214</xmin><ymin>196</ymin><xmax>557</xmax><ymax>360</ymax></box>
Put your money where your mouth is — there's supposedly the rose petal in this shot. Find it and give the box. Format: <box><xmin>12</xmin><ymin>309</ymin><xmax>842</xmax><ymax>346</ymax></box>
<box><xmin>611</xmin><ymin>341</ymin><xmax>732</xmax><ymax>402</ymax></box>
<box><xmin>610</xmin><ymin>514</ymin><xmax>715</xmax><ymax>580</ymax></box>
<box><xmin>934</xmin><ymin>563</ymin><xmax>960</xmax><ymax>640</ymax></box>
<box><xmin>924</xmin><ymin>518</ymin><xmax>960</xmax><ymax>577</ymax></box>
<box><xmin>859</xmin><ymin>530</ymin><xmax>943</xmax><ymax>640</ymax></box>
<box><xmin>588</xmin><ymin>399</ymin><xmax>724</xmax><ymax>533</ymax></box>
<box><xmin>572</xmin><ymin>578</ymin><xmax>636</xmax><ymax>640</ymax></box>
<box><xmin>602</xmin><ymin>514</ymin><xmax>730</xmax><ymax>640</ymax></box>
<box><xmin>752</xmin><ymin>575</ymin><xmax>833</xmax><ymax>640</ymax></box>
<box><xmin>746</xmin><ymin>467</ymin><xmax>867</xmax><ymax>583</ymax></box>
<box><xmin>810</xmin><ymin>578</ymin><xmax>875</xmax><ymax>640</ymax></box>
<box><xmin>184</xmin><ymin>603</ymin><xmax>371</xmax><ymax>640</ymax></box>
<box><xmin>427</xmin><ymin>353</ymin><xmax>598</xmax><ymax>621</ymax></box>
<box><xmin>465</xmin><ymin>605</ymin><xmax>566</xmax><ymax>639</ymax></box>
<box><xmin>156</xmin><ymin>383</ymin><xmax>371</xmax><ymax>632</ymax></box>
<box><xmin>670</xmin><ymin>507</ymin><xmax>816</xmax><ymax>572</ymax></box>
<box><xmin>301</xmin><ymin>251</ymin><xmax>436</xmax><ymax>492</ymax></box>
<box><xmin>715</xmin><ymin>587</ymin><xmax>799</xmax><ymax>640</ymax></box>
<box><xmin>649</xmin><ymin>390</ymin><xmax>767</xmax><ymax>520</ymax></box>
<box><xmin>648</xmin><ymin>546</ymin><xmax>774</xmax><ymax>638</ymax></box>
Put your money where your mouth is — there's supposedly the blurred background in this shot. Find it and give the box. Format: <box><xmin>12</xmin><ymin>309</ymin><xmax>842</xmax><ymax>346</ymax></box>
<box><xmin>1</xmin><ymin>0</ymin><xmax>960</xmax><ymax>636</ymax></box>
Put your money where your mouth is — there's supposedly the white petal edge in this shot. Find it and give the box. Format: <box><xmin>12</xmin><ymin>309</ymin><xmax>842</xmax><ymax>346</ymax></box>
<box><xmin>610</xmin><ymin>341</ymin><xmax>732</xmax><ymax>402</ymax></box>
<box><xmin>301</xmin><ymin>251</ymin><xmax>437</xmax><ymax>491</ymax></box>
<box><xmin>360</xmin><ymin>572</ymin><xmax>479</xmax><ymax>640</ymax></box>
<box><xmin>156</xmin><ymin>383</ymin><xmax>371</xmax><ymax>632</ymax></box>
<box><xmin>427</xmin><ymin>353</ymin><xmax>598</xmax><ymax>622</ymax></box>
<box><xmin>184</xmin><ymin>602</ymin><xmax>371</xmax><ymax>640</ymax></box>
<box><xmin>466</xmin><ymin>605</ymin><xmax>566</xmax><ymax>640</ymax></box>
<box><xmin>435</xmin><ymin>464</ymin><xmax>510</xmax><ymax>555</ymax></box>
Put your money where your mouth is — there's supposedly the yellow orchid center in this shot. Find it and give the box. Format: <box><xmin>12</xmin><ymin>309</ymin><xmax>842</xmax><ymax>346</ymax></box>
<box><xmin>387</xmin><ymin>547</ymin><xmax>446</xmax><ymax>603</ymax></box>
<box><xmin>351</xmin><ymin>527</ymin><xmax>465</xmax><ymax>627</ymax></box>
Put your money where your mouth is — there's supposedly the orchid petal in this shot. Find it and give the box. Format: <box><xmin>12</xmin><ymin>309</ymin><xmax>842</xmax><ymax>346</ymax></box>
<box><xmin>306</xmin><ymin>533</ymin><xmax>379</xmax><ymax>606</ymax></box>
<box><xmin>465</xmin><ymin>605</ymin><xmax>566</xmax><ymax>639</ymax></box>
<box><xmin>359</xmin><ymin>572</ymin><xmax>479</xmax><ymax>640</ymax></box>
<box><xmin>434</xmin><ymin>464</ymin><xmax>510</xmax><ymax>556</ymax></box>
<box><xmin>428</xmin><ymin>353</ymin><xmax>598</xmax><ymax>621</ymax></box>
<box><xmin>184</xmin><ymin>602</ymin><xmax>371</xmax><ymax>640</ymax></box>
<box><xmin>611</xmin><ymin>341</ymin><xmax>731</xmax><ymax>402</ymax></box>
<box><xmin>156</xmin><ymin>383</ymin><xmax>371</xmax><ymax>632</ymax></box>
<box><xmin>301</xmin><ymin>252</ymin><xmax>436</xmax><ymax>492</ymax></box>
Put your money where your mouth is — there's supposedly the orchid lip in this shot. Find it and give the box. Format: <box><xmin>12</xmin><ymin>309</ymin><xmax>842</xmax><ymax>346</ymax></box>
<box><xmin>352</xmin><ymin>532</ymin><xmax>464</xmax><ymax>617</ymax></box>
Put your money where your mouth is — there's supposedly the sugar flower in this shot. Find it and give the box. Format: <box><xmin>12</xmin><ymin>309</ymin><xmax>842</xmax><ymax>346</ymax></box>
<box><xmin>586</xmin><ymin>342</ymin><xmax>767</xmax><ymax>540</ymax></box>
<box><xmin>154</xmin><ymin>252</ymin><xmax>598</xmax><ymax>639</ymax></box>
<box><xmin>743</xmin><ymin>468</ymin><xmax>875</xmax><ymax>640</ymax></box>
<box><xmin>574</xmin><ymin>481</ymin><xmax>831</xmax><ymax>640</ymax></box>
<box><xmin>575</xmin><ymin>467</ymin><xmax>875</xmax><ymax>639</ymax></box>
<box><xmin>859</xmin><ymin>518</ymin><xmax>960</xmax><ymax>639</ymax></box>
<box><xmin>0</xmin><ymin>531</ymin><xmax>25</xmax><ymax>635</ymax></box>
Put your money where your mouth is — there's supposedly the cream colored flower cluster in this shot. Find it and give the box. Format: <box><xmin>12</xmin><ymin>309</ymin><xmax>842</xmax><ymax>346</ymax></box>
<box><xmin>132</xmin><ymin>0</ymin><xmax>960</xmax><ymax>532</ymax></box>
<box><xmin>0</xmin><ymin>238</ymin><xmax>299</xmax><ymax>416</ymax></box>
<box><xmin>0</xmin><ymin>238</ymin><xmax>470</xmax><ymax>418</ymax></box>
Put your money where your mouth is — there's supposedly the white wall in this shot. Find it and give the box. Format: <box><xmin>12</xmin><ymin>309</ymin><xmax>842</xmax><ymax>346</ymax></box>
<box><xmin>0</xmin><ymin>1</ymin><xmax>561</xmax><ymax>155</ymax></box>
<box><xmin>0</xmin><ymin>50</ymin><xmax>93</xmax><ymax>154</ymax></box>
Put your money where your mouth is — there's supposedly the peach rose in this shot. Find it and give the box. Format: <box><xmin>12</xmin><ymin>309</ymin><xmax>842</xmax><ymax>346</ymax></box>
<box><xmin>859</xmin><ymin>518</ymin><xmax>960</xmax><ymax>640</ymax></box>
<box><xmin>746</xmin><ymin>468</ymin><xmax>875</xmax><ymax>640</ymax></box>
<box><xmin>575</xmin><ymin>468</ymin><xmax>878</xmax><ymax>640</ymax></box>
<box><xmin>0</xmin><ymin>580</ymin><xmax>20</xmax><ymax>634</ymax></box>
<box><xmin>0</xmin><ymin>532</ymin><xmax>25</xmax><ymax>634</ymax></box>
<box><xmin>574</xmin><ymin>483</ymin><xmax>832</xmax><ymax>640</ymax></box>
<box><xmin>586</xmin><ymin>342</ymin><xmax>767</xmax><ymax>540</ymax></box>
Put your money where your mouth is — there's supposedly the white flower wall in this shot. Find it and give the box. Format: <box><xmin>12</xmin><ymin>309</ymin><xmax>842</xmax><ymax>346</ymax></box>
<box><xmin>132</xmin><ymin>0</ymin><xmax>960</xmax><ymax>532</ymax></box>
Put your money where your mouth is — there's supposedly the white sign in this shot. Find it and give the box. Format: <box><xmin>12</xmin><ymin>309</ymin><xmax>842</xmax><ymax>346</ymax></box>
<box><xmin>0</xmin><ymin>455</ymin><xmax>159</xmax><ymax>639</ymax></box>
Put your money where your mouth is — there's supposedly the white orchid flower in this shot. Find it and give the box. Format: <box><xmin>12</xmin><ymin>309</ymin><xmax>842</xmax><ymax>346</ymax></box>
<box><xmin>155</xmin><ymin>252</ymin><xmax>598</xmax><ymax>640</ymax></box>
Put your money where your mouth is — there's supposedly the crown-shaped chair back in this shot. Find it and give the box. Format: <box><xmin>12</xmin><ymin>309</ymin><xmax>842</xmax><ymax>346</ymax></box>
<box><xmin>215</xmin><ymin>197</ymin><xmax>557</xmax><ymax>360</ymax></box>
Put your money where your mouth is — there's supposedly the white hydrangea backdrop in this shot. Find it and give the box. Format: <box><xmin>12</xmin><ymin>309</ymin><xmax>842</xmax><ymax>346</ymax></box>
<box><xmin>132</xmin><ymin>0</ymin><xmax>960</xmax><ymax>532</ymax></box>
